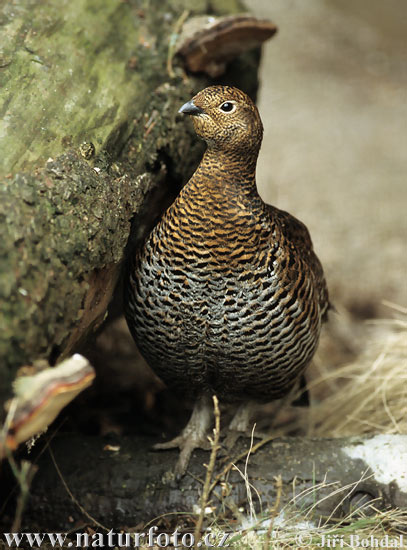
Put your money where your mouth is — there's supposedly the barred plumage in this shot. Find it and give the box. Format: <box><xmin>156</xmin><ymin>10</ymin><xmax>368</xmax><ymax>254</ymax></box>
<box><xmin>125</xmin><ymin>86</ymin><xmax>329</xmax><ymax>475</ymax></box>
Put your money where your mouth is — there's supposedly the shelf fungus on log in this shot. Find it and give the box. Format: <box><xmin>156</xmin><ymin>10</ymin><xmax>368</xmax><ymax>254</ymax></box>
<box><xmin>176</xmin><ymin>15</ymin><xmax>278</xmax><ymax>77</ymax></box>
<box><xmin>0</xmin><ymin>354</ymin><xmax>94</xmax><ymax>457</ymax></box>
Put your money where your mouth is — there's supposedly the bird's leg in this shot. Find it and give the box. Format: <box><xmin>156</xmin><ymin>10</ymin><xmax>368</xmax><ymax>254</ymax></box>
<box><xmin>223</xmin><ymin>400</ymin><xmax>262</xmax><ymax>450</ymax></box>
<box><xmin>153</xmin><ymin>394</ymin><xmax>213</xmax><ymax>477</ymax></box>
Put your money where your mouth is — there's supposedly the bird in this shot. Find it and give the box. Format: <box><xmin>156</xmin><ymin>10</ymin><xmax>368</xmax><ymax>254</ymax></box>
<box><xmin>124</xmin><ymin>85</ymin><xmax>329</xmax><ymax>476</ymax></box>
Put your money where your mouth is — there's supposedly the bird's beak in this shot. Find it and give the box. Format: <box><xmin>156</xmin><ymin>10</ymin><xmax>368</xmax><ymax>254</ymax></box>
<box><xmin>178</xmin><ymin>100</ymin><xmax>204</xmax><ymax>116</ymax></box>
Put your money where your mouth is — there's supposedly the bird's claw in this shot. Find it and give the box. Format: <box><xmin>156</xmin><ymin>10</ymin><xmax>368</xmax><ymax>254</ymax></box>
<box><xmin>153</xmin><ymin>436</ymin><xmax>186</xmax><ymax>451</ymax></box>
<box><xmin>152</xmin><ymin>394</ymin><xmax>213</xmax><ymax>477</ymax></box>
<box><xmin>153</xmin><ymin>433</ymin><xmax>211</xmax><ymax>478</ymax></box>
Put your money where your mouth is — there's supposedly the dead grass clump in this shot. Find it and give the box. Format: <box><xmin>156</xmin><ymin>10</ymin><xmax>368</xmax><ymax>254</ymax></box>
<box><xmin>308</xmin><ymin>311</ymin><xmax>407</xmax><ymax>437</ymax></box>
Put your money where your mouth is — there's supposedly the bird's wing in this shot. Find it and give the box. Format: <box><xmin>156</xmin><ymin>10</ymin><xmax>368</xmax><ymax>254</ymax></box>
<box><xmin>267</xmin><ymin>204</ymin><xmax>331</xmax><ymax>321</ymax></box>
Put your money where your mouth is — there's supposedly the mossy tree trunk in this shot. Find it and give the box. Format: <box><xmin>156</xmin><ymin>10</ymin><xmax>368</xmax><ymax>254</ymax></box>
<box><xmin>0</xmin><ymin>0</ymin><xmax>261</xmax><ymax>406</ymax></box>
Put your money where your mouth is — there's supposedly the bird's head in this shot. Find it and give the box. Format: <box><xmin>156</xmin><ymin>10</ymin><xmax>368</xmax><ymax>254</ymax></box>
<box><xmin>179</xmin><ymin>86</ymin><xmax>263</xmax><ymax>155</ymax></box>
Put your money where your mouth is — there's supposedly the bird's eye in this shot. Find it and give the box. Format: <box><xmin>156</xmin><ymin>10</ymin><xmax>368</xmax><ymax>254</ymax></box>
<box><xmin>220</xmin><ymin>102</ymin><xmax>236</xmax><ymax>113</ymax></box>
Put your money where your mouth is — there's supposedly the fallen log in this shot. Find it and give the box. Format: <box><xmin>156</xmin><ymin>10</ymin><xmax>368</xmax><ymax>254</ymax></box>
<box><xmin>9</xmin><ymin>433</ymin><xmax>407</xmax><ymax>531</ymax></box>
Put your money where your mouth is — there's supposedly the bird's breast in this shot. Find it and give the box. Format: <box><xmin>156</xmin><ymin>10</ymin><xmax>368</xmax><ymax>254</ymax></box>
<box><xmin>124</xmin><ymin>175</ymin><xmax>324</xmax><ymax>400</ymax></box>
<box><xmin>156</xmin><ymin>190</ymin><xmax>273</xmax><ymax>270</ymax></box>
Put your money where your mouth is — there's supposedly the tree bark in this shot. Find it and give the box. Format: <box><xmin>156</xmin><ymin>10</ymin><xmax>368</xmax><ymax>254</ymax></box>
<box><xmin>0</xmin><ymin>0</ymin><xmax>262</xmax><ymax>404</ymax></box>
<box><xmin>11</xmin><ymin>434</ymin><xmax>407</xmax><ymax>531</ymax></box>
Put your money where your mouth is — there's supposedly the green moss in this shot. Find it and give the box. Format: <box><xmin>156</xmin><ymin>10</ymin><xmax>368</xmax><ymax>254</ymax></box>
<box><xmin>0</xmin><ymin>0</ymin><xmax>149</xmax><ymax>174</ymax></box>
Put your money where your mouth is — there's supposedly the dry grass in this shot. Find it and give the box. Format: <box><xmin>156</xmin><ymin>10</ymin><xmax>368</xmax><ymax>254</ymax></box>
<box><xmin>221</xmin><ymin>506</ymin><xmax>407</xmax><ymax>550</ymax></box>
<box><xmin>308</xmin><ymin>310</ymin><xmax>407</xmax><ymax>437</ymax></box>
<box><xmin>201</xmin><ymin>451</ymin><xmax>407</xmax><ymax>549</ymax></box>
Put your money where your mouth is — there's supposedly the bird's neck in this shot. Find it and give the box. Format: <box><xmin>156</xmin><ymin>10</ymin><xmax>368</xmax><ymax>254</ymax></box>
<box><xmin>161</xmin><ymin>146</ymin><xmax>266</xmax><ymax>258</ymax></box>
<box><xmin>187</xmin><ymin>147</ymin><xmax>261</xmax><ymax>201</ymax></box>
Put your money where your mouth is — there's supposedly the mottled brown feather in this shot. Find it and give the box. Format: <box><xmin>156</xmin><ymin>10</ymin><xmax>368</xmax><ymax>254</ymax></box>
<box><xmin>125</xmin><ymin>85</ymin><xmax>329</xmax><ymax>404</ymax></box>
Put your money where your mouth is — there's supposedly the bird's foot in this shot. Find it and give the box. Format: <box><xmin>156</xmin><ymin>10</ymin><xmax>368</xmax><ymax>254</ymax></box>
<box><xmin>222</xmin><ymin>428</ymin><xmax>244</xmax><ymax>451</ymax></box>
<box><xmin>153</xmin><ymin>394</ymin><xmax>213</xmax><ymax>477</ymax></box>
<box><xmin>154</xmin><ymin>433</ymin><xmax>211</xmax><ymax>478</ymax></box>
<box><xmin>221</xmin><ymin>401</ymin><xmax>268</xmax><ymax>452</ymax></box>
<box><xmin>222</xmin><ymin>427</ymin><xmax>270</xmax><ymax>452</ymax></box>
